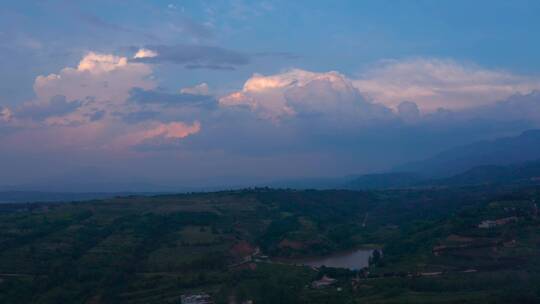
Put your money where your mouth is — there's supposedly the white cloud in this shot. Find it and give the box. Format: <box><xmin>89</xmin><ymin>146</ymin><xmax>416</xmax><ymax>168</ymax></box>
<box><xmin>141</xmin><ymin>121</ymin><xmax>201</xmax><ymax>140</ymax></box>
<box><xmin>219</xmin><ymin>69</ymin><xmax>389</xmax><ymax>122</ymax></box>
<box><xmin>32</xmin><ymin>52</ymin><xmax>156</xmax><ymax>125</ymax></box>
<box><xmin>118</xmin><ymin>121</ymin><xmax>201</xmax><ymax>147</ymax></box>
<box><xmin>35</xmin><ymin>52</ymin><xmax>155</xmax><ymax>103</ymax></box>
<box><xmin>0</xmin><ymin>107</ymin><xmax>12</xmax><ymax>122</ymax></box>
<box><xmin>77</xmin><ymin>52</ymin><xmax>128</xmax><ymax>73</ymax></box>
<box><xmin>8</xmin><ymin>51</ymin><xmax>200</xmax><ymax>151</ymax></box>
<box><xmin>133</xmin><ymin>48</ymin><xmax>158</xmax><ymax>59</ymax></box>
<box><xmin>180</xmin><ymin>82</ymin><xmax>210</xmax><ymax>95</ymax></box>
<box><xmin>221</xmin><ymin>59</ymin><xmax>540</xmax><ymax>119</ymax></box>
<box><xmin>354</xmin><ymin>58</ymin><xmax>540</xmax><ymax>112</ymax></box>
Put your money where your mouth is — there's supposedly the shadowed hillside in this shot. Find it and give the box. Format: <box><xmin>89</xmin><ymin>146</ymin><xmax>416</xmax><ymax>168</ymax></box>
<box><xmin>396</xmin><ymin>129</ymin><xmax>540</xmax><ymax>177</ymax></box>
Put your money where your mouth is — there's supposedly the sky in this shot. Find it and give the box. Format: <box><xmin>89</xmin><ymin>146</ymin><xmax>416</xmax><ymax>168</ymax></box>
<box><xmin>1</xmin><ymin>0</ymin><xmax>540</xmax><ymax>191</ymax></box>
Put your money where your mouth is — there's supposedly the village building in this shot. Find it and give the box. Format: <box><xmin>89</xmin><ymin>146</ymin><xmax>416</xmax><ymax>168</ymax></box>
<box><xmin>311</xmin><ymin>275</ymin><xmax>337</xmax><ymax>289</ymax></box>
<box><xmin>478</xmin><ymin>216</ymin><xmax>518</xmax><ymax>228</ymax></box>
<box><xmin>181</xmin><ymin>293</ymin><xmax>214</xmax><ymax>304</ymax></box>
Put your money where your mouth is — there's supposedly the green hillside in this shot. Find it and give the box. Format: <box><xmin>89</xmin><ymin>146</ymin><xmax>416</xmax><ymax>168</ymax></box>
<box><xmin>1</xmin><ymin>186</ymin><xmax>540</xmax><ymax>303</ymax></box>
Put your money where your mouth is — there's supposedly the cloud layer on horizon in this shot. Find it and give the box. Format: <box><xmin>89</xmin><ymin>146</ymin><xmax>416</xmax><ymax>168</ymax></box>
<box><xmin>354</xmin><ymin>58</ymin><xmax>540</xmax><ymax>112</ymax></box>
<box><xmin>2</xmin><ymin>50</ymin><xmax>540</xmax><ymax>188</ymax></box>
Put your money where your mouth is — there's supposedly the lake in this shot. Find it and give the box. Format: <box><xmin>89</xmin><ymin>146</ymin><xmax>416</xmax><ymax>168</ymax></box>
<box><xmin>291</xmin><ymin>248</ymin><xmax>374</xmax><ymax>270</ymax></box>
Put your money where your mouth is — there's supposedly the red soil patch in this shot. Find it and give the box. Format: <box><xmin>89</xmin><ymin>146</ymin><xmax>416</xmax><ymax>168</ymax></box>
<box><xmin>230</xmin><ymin>240</ymin><xmax>256</xmax><ymax>258</ymax></box>
<box><xmin>278</xmin><ymin>239</ymin><xmax>305</xmax><ymax>250</ymax></box>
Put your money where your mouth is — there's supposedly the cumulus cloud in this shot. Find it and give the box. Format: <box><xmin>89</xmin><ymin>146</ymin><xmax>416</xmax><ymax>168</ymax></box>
<box><xmin>5</xmin><ymin>51</ymin><xmax>203</xmax><ymax>150</ymax></box>
<box><xmin>30</xmin><ymin>52</ymin><xmax>156</xmax><ymax>126</ymax></box>
<box><xmin>464</xmin><ymin>91</ymin><xmax>540</xmax><ymax>124</ymax></box>
<box><xmin>6</xmin><ymin>53</ymin><xmax>540</xmax><ymax>188</ymax></box>
<box><xmin>16</xmin><ymin>95</ymin><xmax>81</xmax><ymax>121</ymax></box>
<box><xmin>180</xmin><ymin>83</ymin><xmax>210</xmax><ymax>95</ymax></box>
<box><xmin>0</xmin><ymin>107</ymin><xmax>12</xmax><ymax>122</ymax></box>
<box><xmin>217</xmin><ymin>60</ymin><xmax>540</xmax><ymax>124</ymax></box>
<box><xmin>397</xmin><ymin>101</ymin><xmax>420</xmax><ymax>122</ymax></box>
<box><xmin>210</xmin><ymin>64</ymin><xmax>540</xmax><ymax>165</ymax></box>
<box><xmin>354</xmin><ymin>58</ymin><xmax>540</xmax><ymax>112</ymax></box>
<box><xmin>131</xmin><ymin>45</ymin><xmax>249</xmax><ymax>70</ymax></box>
<box><xmin>35</xmin><ymin>52</ymin><xmax>155</xmax><ymax>103</ymax></box>
<box><xmin>219</xmin><ymin>69</ymin><xmax>391</xmax><ymax>122</ymax></box>
<box><xmin>133</xmin><ymin>48</ymin><xmax>158</xmax><ymax>59</ymax></box>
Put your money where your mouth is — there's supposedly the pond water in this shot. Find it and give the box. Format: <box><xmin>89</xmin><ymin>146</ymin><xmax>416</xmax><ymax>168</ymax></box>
<box><xmin>292</xmin><ymin>249</ymin><xmax>374</xmax><ymax>270</ymax></box>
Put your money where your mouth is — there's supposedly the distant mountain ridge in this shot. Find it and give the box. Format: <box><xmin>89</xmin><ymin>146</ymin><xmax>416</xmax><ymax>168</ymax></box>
<box><xmin>0</xmin><ymin>191</ymin><xmax>128</xmax><ymax>204</ymax></box>
<box><xmin>344</xmin><ymin>172</ymin><xmax>424</xmax><ymax>190</ymax></box>
<box><xmin>344</xmin><ymin>129</ymin><xmax>540</xmax><ymax>190</ymax></box>
<box><xmin>345</xmin><ymin>160</ymin><xmax>540</xmax><ymax>190</ymax></box>
<box><xmin>5</xmin><ymin>129</ymin><xmax>540</xmax><ymax>196</ymax></box>
<box><xmin>426</xmin><ymin>160</ymin><xmax>540</xmax><ymax>187</ymax></box>
<box><xmin>395</xmin><ymin>129</ymin><xmax>540</xmax><ymax>177</ymax></box>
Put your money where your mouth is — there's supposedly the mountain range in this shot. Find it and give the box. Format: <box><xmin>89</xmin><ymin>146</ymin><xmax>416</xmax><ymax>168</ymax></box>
<box><xmin>347</xmin><ymin>129</ymin><xmax>540</xmax><ymax>190</ymax></box>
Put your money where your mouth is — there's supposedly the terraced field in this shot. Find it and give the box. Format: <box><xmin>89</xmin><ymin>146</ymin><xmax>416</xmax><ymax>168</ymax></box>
<box><xmin>0</xmin><ymin>187</ymin><xmax>540</xmax><ymax>303</ymax></box>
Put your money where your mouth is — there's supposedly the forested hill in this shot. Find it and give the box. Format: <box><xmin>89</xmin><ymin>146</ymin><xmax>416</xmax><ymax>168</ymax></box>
<box><xmin>1</xmin><ymin>186</ymin><xmax>540</xmax><ymax>303</ymax></box>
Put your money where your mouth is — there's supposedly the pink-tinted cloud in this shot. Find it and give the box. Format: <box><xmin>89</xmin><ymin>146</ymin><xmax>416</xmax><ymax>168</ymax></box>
<box><xmin>20</xmin><ymin>52</ymin><xmax>156</xmax><ymax>128</ymax></box>
<box><xmin>354</xmin><ymin>58</ymin><xmax>540</xmax><ymax>112</ymax></box>
<box><xmin>140</xmin><ymin>121</ymin><xmax>201</xmax><ymax>140</ymax></box>
<box><xmin>0</xmin><ymin>107</ymin><xmax>13</xmax><ymax>122</ymax></box>
<box><xmin>34</xmin><ymin>52</ymin><xmax>155</xmax><ymax>103</ymax></box>
<box><xmin>219</xmin><ymin>69</ymin><xmax>386</xmax><ymax>122</ymax></box>
<box><xmin>7</xmin><ymin>51</ymin><xmax>200</xmax><ymax>151</ymax></box>
<box><xmin>180</xmin><ymin>83</ymin><xmax>210</xmax><ymax>95</ymax></box>
<box><xmin>118</xmin><ymin>121</ymin><xmax>201</xmax><ymax>148</ymax></box>
<box><xmin>133</xmin><ymin>48</ymin><xmax>158</xmax><ymax>59</ymax></box>
<box><xmin>222</xmin><ymin>61</ymin><xmax>540</xmax><ymax>120</ymax></box>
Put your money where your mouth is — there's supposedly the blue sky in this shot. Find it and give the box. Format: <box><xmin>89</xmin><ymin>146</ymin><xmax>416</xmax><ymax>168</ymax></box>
<box><xmin>1</xmin><ymin>1</ymin><xmax>540</xmax><ymax>190</ymax></box>
<box><xmin>3</xmin><ymin>0</ymin><xmax>540</xmax><ymax>104</ymax></box>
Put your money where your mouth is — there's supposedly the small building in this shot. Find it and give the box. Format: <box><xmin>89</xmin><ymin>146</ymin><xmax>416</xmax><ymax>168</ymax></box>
<box><xmin>478</xmin><ymin>220</ymin><xmax>497</xmax><ymax>229</ymax></box>
<box><xmin>462</xmin><ymin>269</ymin><xmax>477</xmax><ymax>273</ymax></box>
<box><xmin>478</xmin><ymin>216</ymin><xmax>517</xmax><ymax>229</ymax></box>
<box><xmin>181</xmin><ymin>293</ymin><xmax>214</xmax><ymax>304</ymax></box>
<box><xmin>311</xmin><ymin>275</ymin><xmax>337</xmax><ymax>289</ymax></box>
